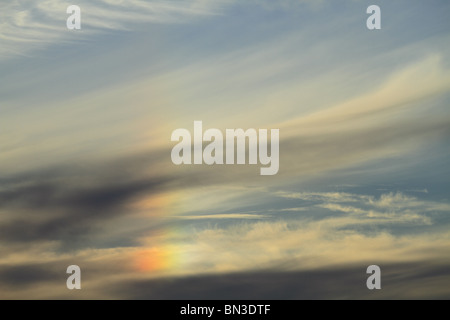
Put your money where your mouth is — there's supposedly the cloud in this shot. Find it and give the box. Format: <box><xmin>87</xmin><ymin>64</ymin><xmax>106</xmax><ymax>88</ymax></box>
<box><xmin>0</xmin><ymin>153</ymin><xmax>175</xmax><ymax>247</ymax></box>
<box><xmin>1</xmin><ymin>0</ymin><xmax>450</xmax><ymax>299</ymax></box>
<box><xmin>277</xmin><ymin>191</ymin><xmax>449</xmax><ymax>225</ymax></box>
<box><xmin>0</xmin><ymin>0</ymin><xmax>227</xmax><ymax>59</ymax></box>
<box><xmin>2</xmin><ymin>19</ymin><xmax>450</xmax><ymax>182</ymax></box>
<box><xmin>0</xmin><ymin>263</ymin><xmax>61</xmax><ymax>288</ymax></box>
<box><xmin>172</xmin><ymin>219</ymin><xmax>450</xmax><ymax>275</ymax></box>
<box><xmin>0</xmin><ymin>245</ymin><xmax>142</xmax><ymax>299</ymax></box>
<box><xmin>2</xmin><ymin>257</ymin><xmax>450</xmax><ymax>299</ymax></box>
<box><xmin>173</xmin><ymin>213</ymin><xmax>267</xmax><ymax>220</ymax></box>
<box><xmin>108</xmin><ymin>261</ymin><xmax>450</xmax><ymax>299</ymax></box>
<box><xmin>2</xmin><ymin>227</ymin><xmax>450</xmax><ymax>299</ymax></box>
<box><xmin>279</xmin><ymin>55</ymin><xmax>450</xmax><ymax>137</ymax></box>
<box><xmin>125</xmin><ymin>190</ymin><xmax>448</xmax><ymax>278</ymax></box>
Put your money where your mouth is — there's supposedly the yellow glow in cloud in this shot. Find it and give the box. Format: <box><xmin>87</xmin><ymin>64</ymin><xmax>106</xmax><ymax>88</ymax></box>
<box><xmin>133</xmin><ymin>246</ymin><xmax>177</xmax><ymax>272</ymax></box>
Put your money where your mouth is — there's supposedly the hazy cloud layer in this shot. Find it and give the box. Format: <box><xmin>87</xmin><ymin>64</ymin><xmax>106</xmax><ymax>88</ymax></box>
<box><xmin>113</xmin><ymin>262</ymin><xmax>450</xmax><ymax>299</ymax></box>
<box><xmin>0</xmin><ymin>0</ymin><xmax>227</xmax><ymax>59</ymax></box>
<box><xmin>2</xmin><ymin>258</ymin><xmax>450</xmax><ymax>299</ymax></box>
<box><xmin>1</xmin><ymin>0</ymin><xmax>450</xmax><ymax>299</ymax></box>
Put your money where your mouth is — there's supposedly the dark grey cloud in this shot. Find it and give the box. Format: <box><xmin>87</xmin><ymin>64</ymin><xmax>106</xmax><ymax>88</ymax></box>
<box><xmin>109</xmin><ymin>262</ymin><xmax>450</xmax><ymax>300</ymax></box>
<box><xmin>0</xmin><ymin>263</ymin><xmax>64</xmax><ymax>288</ymax></box>
<box><xmin>1</xmin><ymin>258</ymin><xmax>449</xmax><ymax>299</ymax></box>
<box><xmin>0</xmin><ymin>149</ymin><xmax>174</xmax><ymax>247</ymax></box>
<box><xmin>280</xmin><ymin>117</ymin><xmax>450</xmax><ymax>176</ymax></box>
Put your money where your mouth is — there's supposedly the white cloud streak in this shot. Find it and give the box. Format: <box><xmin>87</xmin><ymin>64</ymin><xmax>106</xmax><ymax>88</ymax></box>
<box><xmin>170</xmin><ymin>218</ymin><xmax>450</xmax><ymax>275</ymax></box>
<box><xmin>173</xmin><ymin>213</ymin><xmax>267</xmax><ymax>220</ymax></box>
<box><xmin>0</xmin><ymin>0</ymin><xmax>226</xmax><ymax>59</ymax></box>
<box><xmin>277</xmin><ymin>191</ymin><xmax>449</xmax><ymax>225</ymax></box>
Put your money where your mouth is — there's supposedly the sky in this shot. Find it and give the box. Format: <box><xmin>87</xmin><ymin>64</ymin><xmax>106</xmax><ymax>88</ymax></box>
<box><xmin>1</xmin><ymin>0</ymin><xmax>450</xmax><ymax>299</ymax></box>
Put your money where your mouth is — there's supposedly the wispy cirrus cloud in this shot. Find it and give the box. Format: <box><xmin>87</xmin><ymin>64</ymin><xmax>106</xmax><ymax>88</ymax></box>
<box><xmin>173</xmin><ymin>213</ymin><xmax>267</xmax><ymax>220</ymax></box>
<box><xmin>276</xmin><ymin>190</ymin><xmax>449</xmax><ymax>225</ymax></box>
<box><xmin>123</xmin><ymin>188</ymin><xmax>450</xmax><ymax>278</ymax></box>
<box><xmin>0</xmin><ymin>0</ymin><xmax>228</xmax><ymax>59</ymax></box>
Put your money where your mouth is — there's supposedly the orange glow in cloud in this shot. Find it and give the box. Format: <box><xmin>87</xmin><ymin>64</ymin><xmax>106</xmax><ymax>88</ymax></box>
<box><xmin>130</xmin><ymin>191</ymin><xmax>180</xmax><ymax>273</ymax></box>
<box><xmin>134</xmin><ymin>247</ymin><xmax>176</xmax><ymax>272</ymax></box>
<box><xmin>129</xmin><ymin>190</ymin><xmax>191</xmax><ymax>274</ymax></box>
